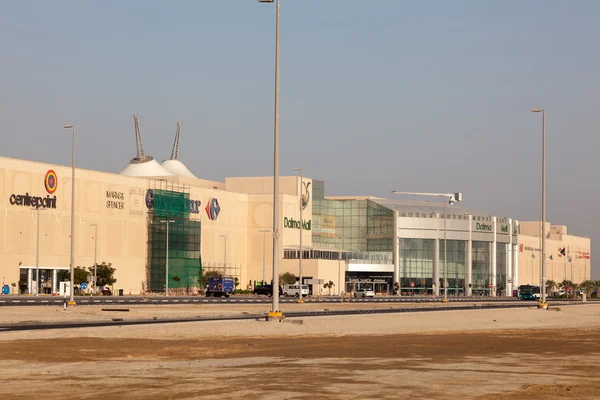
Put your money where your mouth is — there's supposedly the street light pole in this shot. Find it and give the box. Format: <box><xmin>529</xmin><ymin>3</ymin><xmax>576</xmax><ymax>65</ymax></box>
<box><xmin>531</xmin><ymin>108</ymin><xmax>547</xmax><ymax>307</ymax></box>
<box><xmin>293</xmin><ymin>167</ymin><xmax>304</xmax><ymax>302</ymax></box>
<box><xmin>259</xmin><ymin>229</ymin><xmax>270</xmax><ymax>283</ymax></box>
<box><xmin>160</xmin><ymin>220</ymin><xmax>175</xmax><ymax>296</ymax></box>
<box><xmin>63</xmin><ymin>124</ymin><xmax>76</xmax><ymax>304</ymax></box>
<box><xmin>259</xmin><ymin>0</ymin><xmax>282</xmax><ymax>319</ymax></box>
<box><xmin>90</xmin><ymin>224</ymin><xmax>97</xmax><ymax>294</ymax></box>
<box><xmin>391</xmin><ymin>191</ymin><xmax>462</xmax><ymax>303</ymax></box>
<box><xmin>220</xmin><ymin>235</ymin><xmax>227</xmax><ymax>276</ymax></box>
<box><xmin>34</xmin><ymin>208</ymin><xmax>40</xmax><ymax>296</ymax></box>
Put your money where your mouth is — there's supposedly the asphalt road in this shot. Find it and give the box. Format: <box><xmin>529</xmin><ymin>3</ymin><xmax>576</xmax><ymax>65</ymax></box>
<box><xmin>0</xmin><ymin>294</ymin><xmax>567</xmax><ymax>306</ymax></box>
<box><xmin>0</xmin><ymin>301</ymin><xmax>550</xmax><ymax>332</ymax></box>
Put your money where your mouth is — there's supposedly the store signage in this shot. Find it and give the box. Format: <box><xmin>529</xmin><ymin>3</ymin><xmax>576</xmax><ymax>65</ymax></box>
<box><xmin>44</xmin><ymin>170</ymin><xmax>58</xmax><ymax>194</ymax></box>
<box><xmin>145</xmin><ymin>189</ymin><xmax>202</xmax><ymax>214</ymax></box>
<box><xmin>500</xmin><ymin>225</ymin><xmax>509</xmax><ymax>233</ymax></box>
<box><xmin>9</xmin><ymin>193</ymin><xmax>57</xmax><ymax>209</ymax></box>
<box><xmin>205</xmin><ymin>198</ymin><xmax>220</xmax><ymax>220</ymax></box>
<box><xmin>301</xmin><ymin>181</ymin><xmax>311</xmax><ymax>210</ymax></box>
<box><xmin>106</xmin><ymin>191</ymin><xmax>125</xmax><ymax>210</ymax></box>
<box><xmin>284</xmin><ymin>217</ymin><xmax>311</xmax><ymax>230</ymax></box>
<box><xmin>475</xmin><ymin>223</ymin><xmax>492</xmax><ymax>231</ymax></box>
<box><xmin>348</xmin><ymin>278</ymin><xmax>387</xmax><ymax>283</ymax></box>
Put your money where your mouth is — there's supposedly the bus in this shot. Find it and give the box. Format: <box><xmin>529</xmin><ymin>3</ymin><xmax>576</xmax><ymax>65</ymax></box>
<box><xmin>518</xmin><ymin>285</ymin><xmax>541</xmax><ymax>300</ymax></box>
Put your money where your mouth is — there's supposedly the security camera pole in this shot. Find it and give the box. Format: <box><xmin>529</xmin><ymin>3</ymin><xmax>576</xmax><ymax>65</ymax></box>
<box><xmin>391</xmin><ymin>191</ymin><xmax>463</xmax><ymax>303</ymax></box>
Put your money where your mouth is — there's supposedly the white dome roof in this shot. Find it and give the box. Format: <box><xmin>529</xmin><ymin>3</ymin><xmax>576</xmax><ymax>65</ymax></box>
<box><xmin>120</xmin><ymin>157</ymin><xmax>175</xmax><ymax>177</ymax></box>
<box><xmin>161</xmin><ymin>159</ymin><xmax>197</xmax><ymax>178</ymax></box>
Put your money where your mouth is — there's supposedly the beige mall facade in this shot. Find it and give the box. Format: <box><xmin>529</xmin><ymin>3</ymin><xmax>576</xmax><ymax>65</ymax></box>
<box><xmin>0</xmin><ymin>156</ymin><xmax>591</xmax><ymax>296</ymax></box>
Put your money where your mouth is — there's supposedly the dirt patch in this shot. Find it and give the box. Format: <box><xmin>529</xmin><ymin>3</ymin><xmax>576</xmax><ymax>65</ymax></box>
<box><xmin>1</xmin><ymin>328</ymin><xmax>600</xmax><ymax>399</ymax></box>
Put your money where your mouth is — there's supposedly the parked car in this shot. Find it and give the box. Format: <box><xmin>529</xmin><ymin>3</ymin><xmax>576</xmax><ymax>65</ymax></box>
<box><xmin>253</xmin><ymin>284</ymin><xmax>283</xmax><ymax>297</ymax></box>
<box><xmin>354</xmin><ymin>289</ymin><xmax>375</xmax><ymax>298</ymax></box>
<box><xmin>283</xmin><ymin>284</ymin><xmax>309</xmax><ymax>297</ymax></box>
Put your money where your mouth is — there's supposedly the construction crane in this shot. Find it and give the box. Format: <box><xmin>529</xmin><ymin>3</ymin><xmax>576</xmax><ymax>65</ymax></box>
<box><xmin>132</xmin><ymin>114</ymin><xmax>152</xmax><ymax>162</ymax></box>
<box><xmin>170</xmin><ymin>122</ymin><xmax>182</xmax><ymax>160</ymax></box>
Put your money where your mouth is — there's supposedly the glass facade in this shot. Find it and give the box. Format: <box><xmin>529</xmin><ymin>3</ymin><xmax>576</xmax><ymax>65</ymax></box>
<box><xmin>311</xmin><ymin>182</ymin><xmax>512</xmax><ymax>297</ymax></box>
<box><xmin>496</xmin><ymin>243</ymin><xmax>507</xmax><ymax>295</ymax></box>
<box><xmin>311</xmin><ymin>180</ymin><xmax>368</xmax><ymax>251</ymax></box>
<box><xmin>472</xmin><ymin>241</ymin><xmax>492</xmax><ymax>295</ymax></box>
<box><xmin>439</xmin><ymin>240</ymin><xmax>468</xmax><ymax>295</ymax></box>
<box><xmin>399</xmin><ymin>238</ymin><xmax>434</xmax><ymax>294</ymax></box>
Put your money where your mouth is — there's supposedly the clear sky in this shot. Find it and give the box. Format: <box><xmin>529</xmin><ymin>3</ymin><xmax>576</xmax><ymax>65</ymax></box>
<box><xmin>1</xmin><ymin>0</ymin><xmax>597</xmax><ymax>279</ymax></box>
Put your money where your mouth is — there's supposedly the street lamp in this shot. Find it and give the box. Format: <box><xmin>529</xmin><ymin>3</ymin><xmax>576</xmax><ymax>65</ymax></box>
<box><xmin>391</xmin><ymin>191</ymin><xmax>463</xmax><ymax>302</ymax></box>
<box><xmin>31</xmin><ymin>207</ymin><xmax>41</xmax><ymax>296</ymax></box>
<box><xmin>63</xmin><ymin>124</ymin><xmax>76</xmax><ymax>305</ymax></box>
<box><xmin>160</xmin><ymin>219</ymin><xmax>175</xmax><ymax>296</ymax></box>
<box><xmin>531</xmin><ymin>108</ymin><xmax>547</xmax><ymax>307</ymax></box>
<box><xmin>90</xmin><ymin>224</ymin><xmax>98</xmax><ymax>294</ymax></box>
<box><xmin>259</xmin><ymin>229</ymin><xmax>270</xmax><ymax>283</ymax></box>
<box><xmin>259</xmin><ymin>0</ymin><xmax>283</xmax><ymax>320</ymax></box>
<box><xmin>220</xmin><ymin>235</ymin><xmax>227</xmax><ymax>276</ymax></box>
<box><xmin>292</xmin><ymin>167</ymin><xmax>304</xmax><ymax>303</ymax></box>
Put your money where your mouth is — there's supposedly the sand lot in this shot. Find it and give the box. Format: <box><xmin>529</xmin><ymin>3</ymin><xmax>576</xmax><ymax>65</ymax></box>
<box><xmin>1</xmin><ymin>303</ymin><xmax>599</xmax><ymax>399</ymax></box>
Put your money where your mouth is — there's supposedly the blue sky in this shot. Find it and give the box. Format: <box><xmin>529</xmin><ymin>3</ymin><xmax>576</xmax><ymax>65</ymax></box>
<box><xmin>1</xmin><ymin>0</ymin><xmax>597</xmax><ymax>278</ymax></box>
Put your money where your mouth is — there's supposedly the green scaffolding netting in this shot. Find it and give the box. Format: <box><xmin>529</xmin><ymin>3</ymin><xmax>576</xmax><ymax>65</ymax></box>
<box><xmin>147</xmin><ymin>190</ymin><xmax>202</xmax><ymax>292</ymax></box>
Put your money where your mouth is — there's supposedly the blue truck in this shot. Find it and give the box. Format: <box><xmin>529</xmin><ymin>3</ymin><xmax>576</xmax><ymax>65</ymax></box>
<box><xmin>205</xmin><ymin>276</ymin><xmax>235</xmax><ymax>297</ymax></box>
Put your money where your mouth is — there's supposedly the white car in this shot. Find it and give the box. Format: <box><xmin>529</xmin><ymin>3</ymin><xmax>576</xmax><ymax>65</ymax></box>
<box><xmin>354</xmin><ymin>289</ymin><xmax>375</xmax><ymax>298</ymax></box>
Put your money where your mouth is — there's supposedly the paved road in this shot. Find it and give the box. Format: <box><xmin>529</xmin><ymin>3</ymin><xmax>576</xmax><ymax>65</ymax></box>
<box><xmin>0</xmin><ymin>302</ymin><xmax>551</xmax><ymax>332</ymax></box>
<box><xmin>0</xmin><ymin>294</ymin><xmax>566</xmax><ymax>306</ymax></box>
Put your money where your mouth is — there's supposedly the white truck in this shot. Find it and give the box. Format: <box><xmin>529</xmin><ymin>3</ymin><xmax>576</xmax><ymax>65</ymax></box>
<box><xmin>283</xmin><ymin>284</ymin><xmax>309</xmax><ymax>297</ymax></box>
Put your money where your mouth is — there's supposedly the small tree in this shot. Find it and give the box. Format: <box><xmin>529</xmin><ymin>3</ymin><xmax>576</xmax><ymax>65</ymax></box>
<box><xmin>10</xmin><ymin>282</ymin><xmax>16</xmax><ymax>295</ymax></box>
<box><xmin>323</xmin><ymin>280</ymin><xmax>335</xmax><ymax>295</ymax></box>
<box><xmin>234</xmin><ymin>277</ymin><xmax>240</xmax><ymax>290</ymax></box>
<box><xmin>279</xmin><ymin>272</ymin><xmax>297</xmax><ymax>286</ymax></box>
<box><xmin>580</xmin><ymin>280</ymin><xmax>595</xmax><ymax>296</ymax></box>
<box><xmin>545</xmin><ymin>280</ymin><xmax>556</xmax><ymax>296</ymax></box>
<box><xmin>90</xmin><ymin>262</ymin><xmax>117</xmax><ymax>287</ymax></box>
<box><xmin>198</xmin><ymin>270</ymin><xmax>222</xmax><ymax>288</ymax></box>
<box><xmin>74</xmin><ymin>267</ymin><xmax>88</xmax><ymax>285</ymax></box>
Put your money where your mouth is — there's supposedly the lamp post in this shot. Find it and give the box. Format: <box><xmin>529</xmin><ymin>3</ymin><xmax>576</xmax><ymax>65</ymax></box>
<box><xmin>259</xmin><ymin>230</ymin><xmax>270</xmax><ymax>283</ymax></box>
<box><xmin>220</xmin><ymin>235</ymin><xmax>227</xmax><ymax>276</ymax></box>
<box><xmin>391</xmin><ymin>191</ymin><xmax>462</xmax><ymax>303</ymax></box>
<box><xmin>90</xmin><ymin>224</ymin><xmax>98</xmax><ymax>294</ymax></box>
<box><xmin>258</xmin><ymin>0</ymin><xmax>282</xmax><ymax>319</ymax></box>
<box><xmin>531</xmin><ymin>108</ymin><xmax>547</xmax><ymax>307</ymax></box>
<box><xmin>31</xmin><ymin>207</ymin><xmax>41</xmax><ymax>296</ymax></box>
<box><xmin>293</xmin><ymin>167</ymin><xmax>304</xmax><ymax>302</ymax></box>
<box><xmin>63</xmin><ymin>124</ymin><xmax>76</xmax><ymax>304</ymax></box>
<box><xmin>160</xmin><ymin>220</ymin><xmax>175</xmax><ymax>296</ymax></box>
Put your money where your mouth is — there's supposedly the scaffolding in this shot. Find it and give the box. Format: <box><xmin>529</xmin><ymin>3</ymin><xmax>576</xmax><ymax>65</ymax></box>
<box><xmin>146</xmin><ymin>180</ymin><xmax>202</xmax><ymax>292</ymax></box>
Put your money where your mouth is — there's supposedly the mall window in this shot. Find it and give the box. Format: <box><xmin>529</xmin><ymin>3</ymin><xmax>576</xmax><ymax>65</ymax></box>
<box><xmin>496</xmin><ymin>243</ymin><xmax>507</xmax><ymax>295</ymax></box>
<box><xmin>399</xmin><ymin>238</ymin><xmax>434</xmax><ymax>294</ymax></box>
<box><xmin>472</xmin><ymin>241</ymin><xmax>491</xmax><ymax>295</ymax></box>
<box><xmin>439</xmin><ymin>240</ymin><xmax>467</xmax><ymax>295</ymax></box>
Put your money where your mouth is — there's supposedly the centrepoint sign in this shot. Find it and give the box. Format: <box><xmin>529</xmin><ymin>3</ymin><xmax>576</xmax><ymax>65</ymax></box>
<box><xmin>10</xmin><ymin>193</ymin><xmax>57</xmax><ymax>209</ymax></box>
<box><xmin>9</xmin><ymin>170</ymin><xmax>58</xmax><ymax>209</ymax></box>
<box><xmin>284</xmin><ymin>217</ymin><xmax>311</xmax><ymax>231</ymax></box>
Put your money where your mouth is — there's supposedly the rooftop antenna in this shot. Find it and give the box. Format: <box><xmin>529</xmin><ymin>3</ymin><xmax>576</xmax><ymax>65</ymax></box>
<box><xmin>170</xmin><ymin>122</ymin><xmax>182</xmax><ymax>160</ymax></box>
<box><xmin>131</xmin><ymin>114</ymin><xmax>153</xmax><ymax>163</ymax></box>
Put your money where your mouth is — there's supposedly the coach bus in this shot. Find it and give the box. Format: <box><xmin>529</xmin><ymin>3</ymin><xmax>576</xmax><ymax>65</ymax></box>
<box><xmin>518</xmin><ymin>285</ymin><xmax>541</xmax><ymax>300</ymax></box>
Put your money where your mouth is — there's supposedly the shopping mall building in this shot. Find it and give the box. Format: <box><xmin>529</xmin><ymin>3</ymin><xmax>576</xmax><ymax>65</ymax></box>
<box><xmin>0</xmin><ymin>155</ymin><xmax>591</xmax><ymax>296</ymax></box>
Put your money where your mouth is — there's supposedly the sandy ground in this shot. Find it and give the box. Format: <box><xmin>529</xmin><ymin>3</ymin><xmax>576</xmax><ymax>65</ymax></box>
<box><xmin>1</xmin><ymin>303</ymin><xmax>599</xmax><ymax>399</ymax></box>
